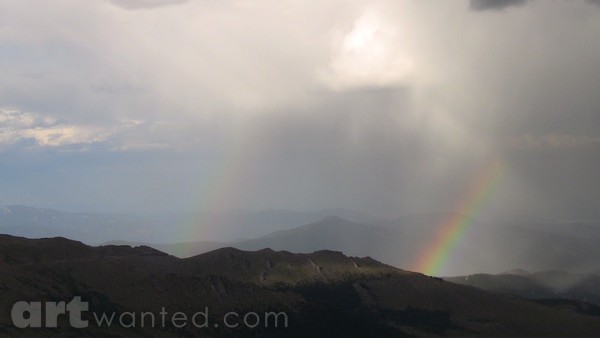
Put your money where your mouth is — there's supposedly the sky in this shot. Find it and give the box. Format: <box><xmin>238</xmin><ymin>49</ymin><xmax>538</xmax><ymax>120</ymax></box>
<box><xmin>0</xmin><ymin>0</ymin><xmax>599</xmax><ymax>219</ymax></box>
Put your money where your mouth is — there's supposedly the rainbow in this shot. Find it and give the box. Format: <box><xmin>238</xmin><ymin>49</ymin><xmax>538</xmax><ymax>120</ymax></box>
<box><xmin>411</xmin><ymin>159</ymin><xmax>505</xmax><ymax>276</ymax></box>
<box><xmin>182</xmin><ymin>126</ymin><xmax>262</xmax><ymax>242</ymax></box>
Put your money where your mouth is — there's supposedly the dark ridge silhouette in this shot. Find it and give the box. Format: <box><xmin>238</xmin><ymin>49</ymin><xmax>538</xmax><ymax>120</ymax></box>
<box><xmin>1</xmin><ymin>234</ymin><xmax>600</xmax><ymax>337</ymax></box>
<box><xmin>445</xmin><ymin>270</ymin><xmax>600</xmax><ymax>306</ymax></box>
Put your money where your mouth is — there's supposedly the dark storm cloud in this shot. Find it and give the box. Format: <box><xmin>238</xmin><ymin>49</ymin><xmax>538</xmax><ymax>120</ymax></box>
<box><xmin>237</xmin><ymin>87</ymin><xmax>487</xmax><ymax>217</ymax></box>
<box><xmin>469</xmin><ymin>0</ymin><xmax>527</xmax><ymax>11</ymax></box>
<box><xmin>108</xmin><ymin>0</ymin><xmax>188</xmax><ymax>10</ymax></box>
<box><xmin>251</xmin><ymin>87</ymin><xmax>412</xmax><ymax>159</ymax></box>
<box><xmin>588</xmin><ymin>0</ymin><xmax>600</xmax><ymax>6</ymax></box>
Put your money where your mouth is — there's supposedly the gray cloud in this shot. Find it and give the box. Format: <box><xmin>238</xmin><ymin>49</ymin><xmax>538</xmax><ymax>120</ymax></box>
<box><xmin>107</xmin><ymin>0</ymin><xmax>189</xmax><ymax>10</ymax></box>
<box><xmin>509</xmin><ymin>134</ymin><xmax>600</xmax><ymax>150</ymax></box>
<box><xmin>469</xmin><ymin>0</ymin><xmax>527</xmax><ymax>11</ymax></box>
<box><xmin>0</xmin><ymin>0</ymin><xmax>599</xmax><ymax>219</ymax></box>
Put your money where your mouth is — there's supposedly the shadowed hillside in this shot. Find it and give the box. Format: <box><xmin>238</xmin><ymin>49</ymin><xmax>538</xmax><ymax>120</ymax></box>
<box><xmin>1</xmin><ymin>234</ymin><xmax>600</xmax><ymax>337</ymax></box>
<box><xmin>445</xmin><ymin>270</ymin><xmax>600</xmax><ymax>306</ymax></box>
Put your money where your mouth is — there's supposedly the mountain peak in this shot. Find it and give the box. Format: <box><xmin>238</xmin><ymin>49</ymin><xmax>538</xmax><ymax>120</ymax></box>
<box><xmin>316</xmin><ymin>215</ymin><xmax>352</xmax><ymax>224</ymax></box>
<box><xmin>502</xmin><ymin>268</ymin><xmax>531</xmax><ymax>276</ymax></box>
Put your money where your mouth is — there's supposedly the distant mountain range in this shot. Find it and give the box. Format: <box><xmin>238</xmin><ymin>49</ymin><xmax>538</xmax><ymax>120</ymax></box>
<box><xmin>445</xmin><ymin>270</ymin><xmax>600</xmax><ymax>307</ymax></box>
<box><xmin>2</xmin><ymin>206</ymin><xmax>599</xmax><ymax>276</ymax></box>
<box><xmin>0</xmin><ymin>205</ymin><xmax>379</xmax><ymax>244</ymax></box>
<box><xmin>108</xmin><ymin>215</ymin><xmax>600</xmax><ymax>276</ymax></box>
<box><xmin>1</xmin><ymin>234</ymin><xmax>599</xmax><ymax>337</ymax></box>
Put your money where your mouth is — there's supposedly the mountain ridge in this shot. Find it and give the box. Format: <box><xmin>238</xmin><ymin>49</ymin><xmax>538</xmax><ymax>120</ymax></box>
<box><xmin>1</xmin><ymin>234</ymin><xmax>600</xmax><ymax>337</ymax></box>
<box><xmin>445</xmin><ymin>270</ymin><xmax>600</xmax><ymax>306</ymax></box>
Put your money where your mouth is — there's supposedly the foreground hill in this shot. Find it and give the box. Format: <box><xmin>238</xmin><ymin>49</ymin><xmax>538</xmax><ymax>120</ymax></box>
<box><xmin>445</xmin><ymin>270</ymin><xmax>600</xmax><ymax>307</ymax></box>
<box><xmin>1</xmin><ymin>235</ymin><xmax>599</xmax><ymax>337</ymax></box>
<box><xmin>103</xmin><ymin>239</ymin><xmax>228</xmax><ymax>258</ymax></box>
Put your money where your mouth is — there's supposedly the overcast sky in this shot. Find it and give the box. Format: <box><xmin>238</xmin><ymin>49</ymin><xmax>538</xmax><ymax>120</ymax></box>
<box><xmin>0</xmin><ymin>0</ymin><xmax>599</xmax><ymax>218</ymax></box>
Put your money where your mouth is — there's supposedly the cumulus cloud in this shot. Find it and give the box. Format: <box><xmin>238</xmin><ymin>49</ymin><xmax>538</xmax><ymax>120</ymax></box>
<box><xmin>469</xmin><ymin>0</ymin><xmax>527</xmax><ymax>11</ymax></box>
<box><xmin>0</xmin><ymin>108</ymin><xmax>220</xmax><ymax>152</ymax></box>
<box><xmin>322</xmin><ymin>10</ymin><xmax>415</xmax><ymax>90</ymax></box>
<box><xmin>19</xmin><ymin>126</ymin><xmax>107</xmax><ymax>147</ymax></box>
<box><xmin>0</xmin><ymin>109</ymin><xmax>109</xmax><ymax>149</ymax></box>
